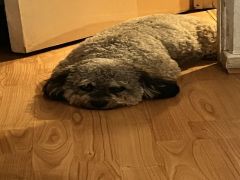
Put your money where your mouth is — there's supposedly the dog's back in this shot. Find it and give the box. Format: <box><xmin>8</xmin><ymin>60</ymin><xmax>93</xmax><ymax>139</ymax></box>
<box><xmin>123</xmin><ymin>14</ymin><xmax>217</xmax><ymax>65</ymax></box>
<box><xmin>62</xmin><ymin>14</ymin><xmax>216</xmax><ymax>68</ymax></box>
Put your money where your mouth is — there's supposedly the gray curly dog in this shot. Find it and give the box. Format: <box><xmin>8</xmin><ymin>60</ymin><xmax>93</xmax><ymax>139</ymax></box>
<box><xmin>43</xmin><ymin>14</ymin><xmax>217</xmax><ymax>109</ymax></box>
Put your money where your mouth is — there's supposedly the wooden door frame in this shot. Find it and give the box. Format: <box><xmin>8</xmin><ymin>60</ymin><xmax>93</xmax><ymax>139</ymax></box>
<box><xmin>218</xmin><ymin>0</ymin><xmax>240</xmax><ymax>73</ymax></box>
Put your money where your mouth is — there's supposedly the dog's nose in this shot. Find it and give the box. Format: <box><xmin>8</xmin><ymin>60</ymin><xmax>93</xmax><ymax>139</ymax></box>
<box><xmin>90</xmin><ymin>100</ymin><xmax>108</xmax><ymax>108</ymax></box>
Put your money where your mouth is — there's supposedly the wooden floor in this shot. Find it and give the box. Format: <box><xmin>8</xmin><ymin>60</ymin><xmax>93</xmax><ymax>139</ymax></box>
<box><xmin>1</xmin><ymin>11</ymin><xmax>240</xmax><ymax>180</ymax></box>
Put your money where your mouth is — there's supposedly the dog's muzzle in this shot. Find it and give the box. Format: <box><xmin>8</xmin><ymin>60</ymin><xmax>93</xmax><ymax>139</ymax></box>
<box><xmin>90</xmin><ymin>100</ymin><xmax>108</xmax><ymax>109</ymax></box>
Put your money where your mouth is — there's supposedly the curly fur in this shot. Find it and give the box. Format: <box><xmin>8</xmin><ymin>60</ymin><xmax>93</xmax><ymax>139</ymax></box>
<box><xmin>43</xmin><ymin>14</ymin><xmax>217</xmax><ymax>109</ymax></box>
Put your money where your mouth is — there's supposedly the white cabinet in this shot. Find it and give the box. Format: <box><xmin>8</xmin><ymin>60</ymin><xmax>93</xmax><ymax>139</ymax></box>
<box><xmin>4</xmin><ymin>0</ymin><xmax>191</xmax><ymax>53</ymax></box>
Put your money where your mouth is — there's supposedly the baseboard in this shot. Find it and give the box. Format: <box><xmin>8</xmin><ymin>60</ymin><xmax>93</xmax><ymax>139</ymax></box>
<box><xmin>222</xmin><ymin>51</ymin><xmax>240</xmax><ymax>73</ymax></box>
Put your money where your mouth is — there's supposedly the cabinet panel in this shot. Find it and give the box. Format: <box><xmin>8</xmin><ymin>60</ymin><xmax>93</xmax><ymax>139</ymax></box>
<box><xmin>4</xmin><ymin>0</ymin><xmax>191</xmax><ymax>53</ymax></box>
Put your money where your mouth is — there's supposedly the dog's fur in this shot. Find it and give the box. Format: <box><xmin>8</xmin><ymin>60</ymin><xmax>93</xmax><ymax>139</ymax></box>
<box><xmin>43</xmin><ymin>14</ymin><xmax>217</xmax><ymax>109</ymax></box>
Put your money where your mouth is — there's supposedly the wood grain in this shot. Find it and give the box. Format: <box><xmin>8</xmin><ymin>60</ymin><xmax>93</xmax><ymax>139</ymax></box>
<box><xmin>1</xmin><ymin>11</ymin><xmax>240</xmax><ymax>180</ymax></box>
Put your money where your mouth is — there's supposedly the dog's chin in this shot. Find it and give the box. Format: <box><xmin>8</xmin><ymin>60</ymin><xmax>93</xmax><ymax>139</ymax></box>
<box><xmin>80</xmin><ymin>103</ymin><xmax>124</xmax><ymax>110</ymax></box>
<box><xmin>79</xmin><ymin>98</ymin><xmax>142</xmax><ymax>110</ymax></box>
<box><xmin>65</xmin><ymin>93</ymin><xmax>127</xmax><ymax>109</ymax></box>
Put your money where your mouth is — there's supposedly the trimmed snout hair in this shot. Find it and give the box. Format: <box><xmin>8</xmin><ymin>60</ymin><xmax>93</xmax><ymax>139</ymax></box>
<box><xmin>43</xmin><ymin>14</ymin><xmax>217</xmax><ymax>109</ymax></box>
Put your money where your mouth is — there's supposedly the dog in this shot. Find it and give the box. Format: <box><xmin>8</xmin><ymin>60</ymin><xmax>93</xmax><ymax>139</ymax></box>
<box><xmin>43</xmin><ymin>14</ymin><xmax>217</xmax><ymax>109</ymax></box>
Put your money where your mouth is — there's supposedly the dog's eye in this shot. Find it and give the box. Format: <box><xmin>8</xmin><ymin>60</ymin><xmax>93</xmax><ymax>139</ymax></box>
<box><xmin>109</xmin><ymin>86</ymin><xmax>126</xmax><ymax>93</ymax></box>
<box><xmin>79</xmin><ymin>84</ymin><xmax>94</xmax><ymax>92</ymax></box>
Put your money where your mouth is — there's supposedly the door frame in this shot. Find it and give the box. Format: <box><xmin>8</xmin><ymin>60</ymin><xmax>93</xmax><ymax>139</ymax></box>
<box><xmin>218</xmin><ymin>0</ymin><xmax>240</xmax><ymax>73</ymax></box>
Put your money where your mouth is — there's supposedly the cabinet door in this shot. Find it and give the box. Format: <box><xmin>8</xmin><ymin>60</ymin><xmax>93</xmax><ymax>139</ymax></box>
<box><xmin>4</xmin><ymin>0</ymin><xmax>191</xmax><ymax>53</ymax></box>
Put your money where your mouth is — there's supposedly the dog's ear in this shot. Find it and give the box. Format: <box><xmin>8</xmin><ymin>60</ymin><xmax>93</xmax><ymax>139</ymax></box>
<box><xmin>43</xmin><ymin>68</ymin><xmax>70</xmax><ymax>101</ymax></box>
<box><xmin>139</xmin><ymin>72</ymin><xmax>180</xmax><ymax>99</ymax></box>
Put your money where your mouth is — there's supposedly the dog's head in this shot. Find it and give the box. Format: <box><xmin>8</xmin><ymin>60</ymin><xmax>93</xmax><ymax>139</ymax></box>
<box><xmin>43</xmin><ymin>58</ymin><xmax>180</xmax><ymax>109</ymax></box>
